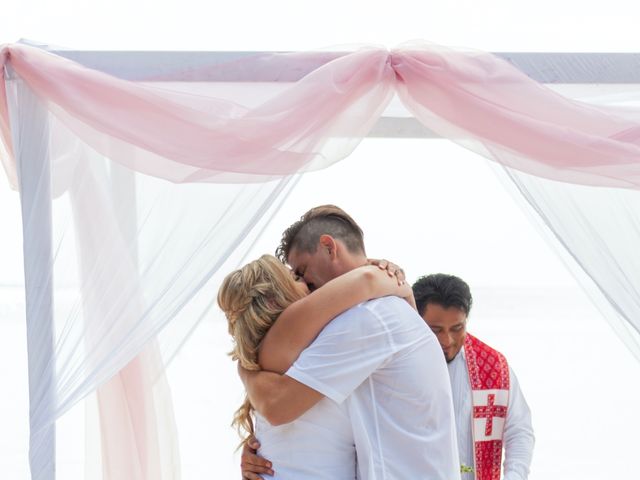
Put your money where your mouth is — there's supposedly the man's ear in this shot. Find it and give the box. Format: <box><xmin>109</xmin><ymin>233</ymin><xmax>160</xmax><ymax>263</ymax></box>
<box><xmin>319</xmin><ymin>234</ymin><xmax>338</xmax><ymax>259</ymax></box>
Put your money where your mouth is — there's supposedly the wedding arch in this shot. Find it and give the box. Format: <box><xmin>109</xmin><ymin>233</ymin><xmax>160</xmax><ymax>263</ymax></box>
<box><xmin>2</xmin><ymin>42</ymin><xmax>639</xmax><ymax>480</ymax></box>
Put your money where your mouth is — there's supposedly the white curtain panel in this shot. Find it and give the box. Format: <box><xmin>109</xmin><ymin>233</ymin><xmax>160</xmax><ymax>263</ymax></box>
<box><xmin>6</xmin><ymin>75</ymin><xmax>300</xmax><ymax>480</ymax></box>
<box><xmin>497</xmin><ymin>165</ymin><xmax>640</xmax><ymax>361</ymax></box>
<box><xmin>4</xmin><ymin>44</ymin><xmax>640</xmax><ymax>480</ymax></box>
<box><xmin>486</xmin><ymin>90</ymin><xmax>640</xmax><ymax>362</ymax></box>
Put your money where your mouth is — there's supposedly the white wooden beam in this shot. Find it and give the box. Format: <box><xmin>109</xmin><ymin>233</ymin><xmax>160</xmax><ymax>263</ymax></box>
<box><xmin>50</xmin><ymin>50</ymin><xmax>640</xmax><ymax>83</ymax></box>
<box><xmin>44</xmin><ymin>50</ymin><xmax>640</xmax><ymax>138</ymax></box>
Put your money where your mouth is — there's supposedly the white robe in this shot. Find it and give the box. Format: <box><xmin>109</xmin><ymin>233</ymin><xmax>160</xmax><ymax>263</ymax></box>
<box><xmin>448</xmin><ymin>348</ymin><xmax>535</xmax><ymax>480</ymax></box>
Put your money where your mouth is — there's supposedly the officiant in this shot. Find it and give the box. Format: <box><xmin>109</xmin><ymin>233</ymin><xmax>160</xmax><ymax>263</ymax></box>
<box><xmin>413</xmin><ymin>273</ymin><xmax>535</xmax><ymax>480</ymax></box>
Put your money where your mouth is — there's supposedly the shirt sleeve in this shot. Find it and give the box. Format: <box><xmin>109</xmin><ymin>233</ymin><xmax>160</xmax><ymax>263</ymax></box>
<box><xmin>285</xmin><ymin>302</ymin><xmax>399</xmax><ymax>404</ymax></box>
<box><xmin>503</xmin><ymin>366</ymin><xmax>535</xmax><ymax>480</ymax></box>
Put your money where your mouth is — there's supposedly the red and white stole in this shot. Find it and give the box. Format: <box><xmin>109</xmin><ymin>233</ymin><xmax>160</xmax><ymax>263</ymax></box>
<box><xmin>464</xmin><ymin>334</ymin><xmax>510</xmax><ymax>480</ymax></box>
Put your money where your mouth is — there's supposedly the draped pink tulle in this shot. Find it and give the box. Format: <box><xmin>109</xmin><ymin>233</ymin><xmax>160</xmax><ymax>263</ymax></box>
<box><xmin>391</xmin><ymin>47</ymin><xmax>640</xmax><ymax>188</ymax></box>
<box><xmin>0</xmin><ymin>45</ymin><xmax>395</xmax><ymax>183</ymax></box>
<box><xmin>2</xmin><ymin>43</ymin><xmax>640</xmax><ymax>189</ymax></box>
<box><xmin>4</xmin><ymin>42</ymin><xmax>640</xmax><ymax>480</ymax></box>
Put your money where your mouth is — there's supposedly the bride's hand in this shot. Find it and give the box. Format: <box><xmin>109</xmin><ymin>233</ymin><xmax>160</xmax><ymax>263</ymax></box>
<box><xmin>367</xmin><ymin>258</ymin><xmax>406</xmax><ymax>285</ymax></box>
<box><xmin>241</xmin><ymin>436</ymin><xmax>274</xmax><ymax>479</ymax></box>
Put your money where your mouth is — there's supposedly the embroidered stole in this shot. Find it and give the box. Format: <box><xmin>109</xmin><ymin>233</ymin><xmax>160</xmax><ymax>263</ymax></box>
<box><xmin>464</xmin><ymin>334</ymin><xmax>510</xmax><ymax>480</ymax></box>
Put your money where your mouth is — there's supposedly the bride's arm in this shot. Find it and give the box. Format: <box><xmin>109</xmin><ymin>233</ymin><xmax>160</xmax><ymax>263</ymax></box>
<box><xmin>258</xmin><ymin>265</ymin><xmax>414</xmax><ymax>374</ymax></box>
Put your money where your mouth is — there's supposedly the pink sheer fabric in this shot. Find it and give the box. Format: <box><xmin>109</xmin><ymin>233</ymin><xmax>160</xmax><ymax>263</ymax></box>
<box><xmin>96</xmin><ymin>348</ymin><xmax>179</xmax><ymax>480</ymax></box>
<box><xmin>4</xmin><ymin>42</ymin><xmax>640</xmax><ymax>480</ymax></box>
<box><xmin>391</xmin><ymin>46</ymin><xmax>640</xmax><ymax>188</ymax></box>
<box><xmin>0</xmin><ymin>45</ymin><xmax>394</xmax><ymax>184</ymax></box>
<box><xmin>69</xmin><ymin>160</ymin><xmax>179</xmax><ymax>480</ymax></box>
<box><xmin>3</xmin><ymin>43</ymin><xmax>640</xmax><ymax>189</ymax></box>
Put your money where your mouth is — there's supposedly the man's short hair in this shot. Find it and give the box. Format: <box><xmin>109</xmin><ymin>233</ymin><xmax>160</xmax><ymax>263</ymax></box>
<box><xmin>412</xmin><ymin>273</ymin><xmax>473</xmax><ymax>317</ymax></box>
<box><xmin>276</xmin><ymin>205</ymin><xmax>365</xmax><ymax>263</ymax></box>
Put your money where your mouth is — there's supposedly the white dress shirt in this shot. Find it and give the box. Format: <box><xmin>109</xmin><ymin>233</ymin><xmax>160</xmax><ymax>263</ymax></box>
<box><xmin>448</xmin><ymin>347</ymin><xmax>535</xmax><ymax>480</ymax></box>
<box><xmin>287</xmin><ymin>296</ymin><xmax>460</xmax><ymax>480</ymax></box>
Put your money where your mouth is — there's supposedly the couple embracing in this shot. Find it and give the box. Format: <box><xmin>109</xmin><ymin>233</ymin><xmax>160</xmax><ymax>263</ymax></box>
<box><xmin>218</xmin><ymin>205</ymin><xmax>461</xmax><ymax>479</ymax></box>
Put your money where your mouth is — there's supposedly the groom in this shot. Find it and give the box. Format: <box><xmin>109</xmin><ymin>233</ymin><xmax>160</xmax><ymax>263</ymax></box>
<box><xmin>239</xmin><ymin>205</ymin><xmax>460</xmax><ymax>479</ymax></box>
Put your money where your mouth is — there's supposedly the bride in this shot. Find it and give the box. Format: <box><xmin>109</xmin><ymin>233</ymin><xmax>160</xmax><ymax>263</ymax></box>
<box><xmin>218</xmin><ymin>254</ymin><xmax>412</xmax><ymax>479</ymax></box>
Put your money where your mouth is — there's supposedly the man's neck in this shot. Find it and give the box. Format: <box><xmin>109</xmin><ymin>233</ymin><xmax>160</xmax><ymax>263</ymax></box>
<box><xmin>339</xmin><ymin>253</ymin><xmax>368</xmax><ymax>275</ymax></box>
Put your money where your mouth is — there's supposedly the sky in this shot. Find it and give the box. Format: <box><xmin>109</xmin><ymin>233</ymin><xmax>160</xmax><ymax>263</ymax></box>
<box><xmin>2</xmin><ymin>0</ymin><xmax>640</xmax><ymax>53</ymax></box>
<box><xmin>3</xmin><ymin>2</ymin><xmax>640</xmax><ymax>479</ymax></box>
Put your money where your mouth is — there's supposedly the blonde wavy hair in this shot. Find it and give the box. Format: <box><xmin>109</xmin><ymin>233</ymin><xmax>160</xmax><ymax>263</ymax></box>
<box><xmin>217</xmin><ymin>254</ymin><xmax>306</xmax><ymax>443</ymax></box>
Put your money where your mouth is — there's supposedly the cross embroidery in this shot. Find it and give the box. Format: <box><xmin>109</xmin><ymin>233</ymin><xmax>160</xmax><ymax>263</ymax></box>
<box><xmin>473</xmin><ymin>393</ymin><xmax>507</xmax><ymax>436</ymax></box>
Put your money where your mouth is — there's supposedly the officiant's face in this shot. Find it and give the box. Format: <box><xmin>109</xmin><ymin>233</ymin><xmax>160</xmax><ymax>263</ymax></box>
<box><xmin>422</xmin><ymin>303</ymin><xmax>468</xmax><ymax>363</ymax></box>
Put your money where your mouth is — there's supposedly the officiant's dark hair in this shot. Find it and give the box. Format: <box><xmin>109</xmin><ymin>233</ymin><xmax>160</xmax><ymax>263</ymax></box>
<box><xmin>276</xmin><ymin>205</ymin><xmax>365</xmax><ymax>262</ymax></box>
<box><xmin>412</xmin><ymin>273</ymin><xmax>473</xmax><ymax>317</ymax></box>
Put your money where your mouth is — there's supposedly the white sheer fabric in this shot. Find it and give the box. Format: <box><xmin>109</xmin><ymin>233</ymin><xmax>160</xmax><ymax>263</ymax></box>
<box><xmin>6</xmin><ymin>75</ymin><xmax>301</xmax><ymax>480</ymax></box>
<box><xmin>483</xmin><ymin>90</ymin><xmax>640</xmax><ymax>362</ymax></box>
<box><xmin>10</xmin><ymin>71</ymin><xmax>56</xmax><ymax>480</ymax></box>
<box><xmin>4</xmin><ymin>44</ymin><xmax>640</xmax><ymax>480</ymax></box>
<box><xmin>496</xmin><ymin>165</ymin><xmax>640</xmax><ymax>361</ymax></box>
